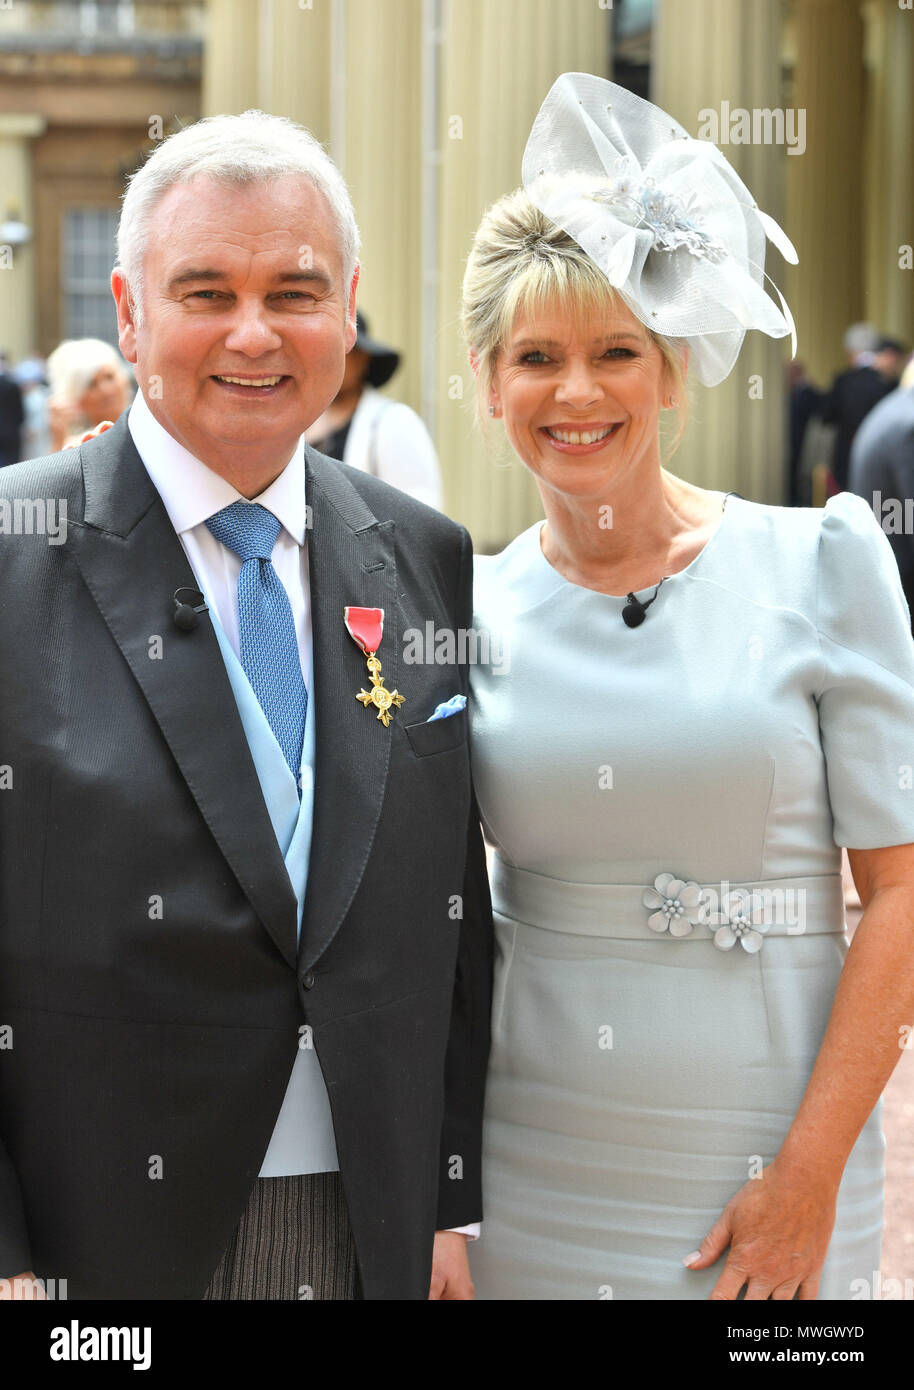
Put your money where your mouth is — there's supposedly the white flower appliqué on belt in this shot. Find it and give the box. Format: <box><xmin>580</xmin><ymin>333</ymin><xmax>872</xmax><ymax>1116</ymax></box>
<box><xmin>642</xmin><ymin>873</ymin><xmax>705</xmax><ymax>937</ymax></box>
<box><xmin>705</xmin><ymin>889</ymin><xmax>771</xmax><ymax>954</ymax></box>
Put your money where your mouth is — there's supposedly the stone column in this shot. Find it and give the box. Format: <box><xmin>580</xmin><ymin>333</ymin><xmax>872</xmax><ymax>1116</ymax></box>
<box><xmin>202</xmin><ymin>0</ymin><xmax>332</xmax><ymax>140</ymax></box>
<box><xmin>0</xmin><ymin>114</ymin><xmax>46</xmax><ymax>364</ymax></box>
<box><xmin>201</xmin><ymin>0</ymin><xmax>261</xmax><ymax>114</ymax></box>
<box><xmin>785</xmin><ymin>0</ymin><xmax>866</xmax><ymax>387</ymax></box>
<box><xmin>861</xmin><ymin>0</ymin><xmax>914</xmax><ymax>345</ymax></box>
<box><xmin>435</xmin><ymin>0</ymin><xmax>610</xmax><ymax>546</ymax></box>
<box><xmin>653</xmin><ymin>0</ymin><xmax>789</xmax><ymax>503</ymax></box>
<box><xmin>340</xmin><ymin>0</ymin><xmax>425</xmax><ymax>414</ymax></box>
<box><xmin>261</xmin><ymin>0</ymin><xmax>333</xmax><ymax>142</ymax></box>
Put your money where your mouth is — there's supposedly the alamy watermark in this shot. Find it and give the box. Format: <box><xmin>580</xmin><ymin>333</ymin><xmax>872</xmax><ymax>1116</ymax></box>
<box><xmin>0</xmin><ymin>497</ymin><xmax>67</xmax><ymax>545</ymax></box>
<box><xmin>697</xmin><ymin>103</ymin><xmax>806</xmax><ymax>156</ymax></box>
<box><xmin>872</xmin><ymin>491</ymin><xmax>914</xmax><ymax>536</ymax></box>
<box><xmin>402</xmin><ymin>622</ymin><xmax>510</xmax><ymax>675</ymax></box>
<box><xmin>0</xmin><ymin>1273</ymin><xmax>67</xmax><ymax>1298</ymax></box>
<box><xmin>850</xmin><ymin>1271</ymin><xmax>914</xmax><ymax>1300</ymax></box>
<box><xmin>697</xmin><ymin>882</ymin><xmax>807</xmax><ymax>935</ymax></box>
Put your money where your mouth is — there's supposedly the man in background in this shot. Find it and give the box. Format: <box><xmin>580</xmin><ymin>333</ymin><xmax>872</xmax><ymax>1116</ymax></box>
<box><xmin>0</xmin><ymin>353</ymin><xmax>24</xmax><ymax>467</ymax></box>
<box><xmin>822</xmin><ymin>322</ymin><xmax>894</xmax><ymax>492</ymax></box>
<box><xmin>849</xmin><ymin>355</ymin><xmax>914</xmax><ymax>624</ymax></box>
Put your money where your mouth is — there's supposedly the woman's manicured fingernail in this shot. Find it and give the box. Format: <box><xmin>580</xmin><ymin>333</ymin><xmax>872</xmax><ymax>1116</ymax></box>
<box><xmin>682</xmin><ymin>1251</ymin><xmax>702</xmax><ymax>1267</ymax></box>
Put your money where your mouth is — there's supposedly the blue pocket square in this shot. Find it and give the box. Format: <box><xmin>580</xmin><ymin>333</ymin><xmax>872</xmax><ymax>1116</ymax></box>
<box><xmin>426</xmin><ymin>694</ymin><xmax>467</xmax><ymax>723</ymax></box>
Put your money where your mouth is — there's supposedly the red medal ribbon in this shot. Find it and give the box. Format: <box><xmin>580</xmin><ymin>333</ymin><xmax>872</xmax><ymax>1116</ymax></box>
<box><xmin>343</xmin><ymin>606</ymin><xmax>384</xmax><ymax>656</ymax></box>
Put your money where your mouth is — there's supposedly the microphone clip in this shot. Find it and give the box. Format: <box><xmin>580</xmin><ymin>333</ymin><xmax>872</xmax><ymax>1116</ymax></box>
<box><xmin>622</xmin><ymin>577</ymin><xmax>666</xmax><ymax>628</ymax></box>
<box><xmin>172</xmin><ymin>587</ymin><xmax>209</xmax><ymax>632</ymax></box>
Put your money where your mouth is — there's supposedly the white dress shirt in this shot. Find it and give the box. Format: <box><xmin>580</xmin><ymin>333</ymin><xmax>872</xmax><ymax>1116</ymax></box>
<box><xmin>129</xmin><ymin>390</ymin><xmax>313</xmax><ymax>697</ymax></box>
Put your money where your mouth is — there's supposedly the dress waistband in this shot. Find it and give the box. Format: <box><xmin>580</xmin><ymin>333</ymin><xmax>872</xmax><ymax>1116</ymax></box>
<box><xmin>490</xmin><ymin>857</ymin><xmax>847</xmax><ymax>941</ymax></box>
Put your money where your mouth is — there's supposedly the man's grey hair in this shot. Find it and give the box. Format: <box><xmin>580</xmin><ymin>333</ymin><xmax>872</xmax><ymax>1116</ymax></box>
<box><xmin>843</xmin><ymin>322</ymin><xmax>879</xmax><ymax>358</ymax></box>
<box><xmin>115</xmin><ymin>109</ymin><xmax>361</xmax><ymax>324</ymax></box>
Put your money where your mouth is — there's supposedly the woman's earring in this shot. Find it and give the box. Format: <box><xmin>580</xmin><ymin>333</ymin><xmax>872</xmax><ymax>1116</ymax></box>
<box><xmin>488</xmin><ymin>404</ymin><xmax>497</xmax><ymax>416</ymax></box>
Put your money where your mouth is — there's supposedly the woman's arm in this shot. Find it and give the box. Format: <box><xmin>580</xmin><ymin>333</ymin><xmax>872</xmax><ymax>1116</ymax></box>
<box><xmin>686</xmin><ymin>841</ymin><xmax>914</xmax><ymax>1299</ymax></box>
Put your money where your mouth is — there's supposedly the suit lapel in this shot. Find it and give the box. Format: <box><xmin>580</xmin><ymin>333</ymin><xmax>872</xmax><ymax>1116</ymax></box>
<box><xmin>67</xmin><ymin>416</ymin><xmax>299</xmax><ymax>968</ymax></box>
<box><xmin>298</xmin><ymin>447</ymin><xmax>398</xmax><ymax>971</ymax></box>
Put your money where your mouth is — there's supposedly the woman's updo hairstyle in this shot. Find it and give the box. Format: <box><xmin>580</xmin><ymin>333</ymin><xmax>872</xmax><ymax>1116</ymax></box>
<box><xmin>461</xmin><ymin>187</ymin><xmax>689</xmax><ymax>457</ymax></box>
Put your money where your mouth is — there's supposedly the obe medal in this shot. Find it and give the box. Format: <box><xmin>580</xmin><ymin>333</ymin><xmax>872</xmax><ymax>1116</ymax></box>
<box><xmin>343</xmin><ymin>606</ymin><xmax>406</xmax><ymax>728</ymax></box>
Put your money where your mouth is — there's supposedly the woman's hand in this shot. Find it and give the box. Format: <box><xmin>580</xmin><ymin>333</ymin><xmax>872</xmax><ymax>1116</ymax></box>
<box><xmin>428</xmin><ymin>1231</ymin><xmax>475</xmax><ymax>1300</ymax></box>
<box><xmin>0</xmin><ymin>1271</ymin><xmax>47</xmax><ymax>1299</ymax></box>
<box><xmin>48</xmin><ymin>397</ymin><xmax>80</xmax><ymax>451</ymax></box>
<box><xmin>688</xmin><ymin>848</ymin><xmax>914</xmax><ymax>1301</ymax></box>
<box><xmin>684</xmin><ymin>1156</ymin><xmax>839</xmax><ymax>1300</ymax></box>
<box><xmin>63</xmin><ymin>419</ymin><xmax>115</xmax><ymax>449</ymax></box>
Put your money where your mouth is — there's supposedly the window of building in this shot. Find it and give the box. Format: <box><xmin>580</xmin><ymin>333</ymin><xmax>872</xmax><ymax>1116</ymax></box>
<box><xmin>62</xmin><ymin>207</ymin><xmax>121</xmax><ymax>346</ymax></box>
<box><xmin>79</xmin><ymin>1</ymin><xmax>136</xmax><ymax>35</ymax></box>
<box><xmin>42</xmin><ymin>1</ymin><xmax>136</xmax><ymax>36</ymax></box>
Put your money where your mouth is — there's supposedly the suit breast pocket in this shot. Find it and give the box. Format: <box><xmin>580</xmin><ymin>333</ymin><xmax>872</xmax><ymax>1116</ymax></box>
<box><xmin>403</xmin><ymin>710</ymin><xmax>468</xmax><ymax>757</ymax></box>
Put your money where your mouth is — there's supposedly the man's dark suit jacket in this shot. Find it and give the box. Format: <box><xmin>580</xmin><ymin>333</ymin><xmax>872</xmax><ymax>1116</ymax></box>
<box><xmin>0</xmin><ymin>414</ymin><xmax>492</xmax><ymax>1299</ymax></box>
<box><xmin>849</xmin><ymin>385</ymin><xmax>914</xmax><ymax>619</ymax></box>
<box><xmin>0</xmin><ymin>372</ymin><xmax>24</xmax><ymax>468</ymax></box>
<box><xmin>822</xmin><ymin>364</ymin><xmax>893</xmax><ymax>491</ymax></box>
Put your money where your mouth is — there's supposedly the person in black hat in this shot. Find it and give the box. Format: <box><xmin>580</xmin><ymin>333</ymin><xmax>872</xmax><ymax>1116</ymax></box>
<box><xmin>305</xmin><ymin>310</ymin><xmax>443</xmax><ymax>509</ymax></box>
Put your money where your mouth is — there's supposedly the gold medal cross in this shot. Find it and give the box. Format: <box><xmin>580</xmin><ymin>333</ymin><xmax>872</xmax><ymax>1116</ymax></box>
<box><xmin>356</xmin><ymin>654</ymin><xmax>405</xmax><ymax>728</ymax></box>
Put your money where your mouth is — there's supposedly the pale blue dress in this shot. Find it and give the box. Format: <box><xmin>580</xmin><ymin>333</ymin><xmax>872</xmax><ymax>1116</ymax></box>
<box><xmin>468</xmin><ymin>492</ymin><xmax>914</xmax><ymax>1301</ymax></box>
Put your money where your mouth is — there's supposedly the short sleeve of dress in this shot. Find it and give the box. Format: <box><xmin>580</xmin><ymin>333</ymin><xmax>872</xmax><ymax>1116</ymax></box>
<box><xmin>816</xmin><ymin>491</ymin><xmax>914</xmax><ymax>848</ymax></box>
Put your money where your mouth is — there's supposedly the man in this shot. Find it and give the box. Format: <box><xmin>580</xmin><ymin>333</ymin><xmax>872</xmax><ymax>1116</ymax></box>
<box><xmin>821</xmin><ymin>322</ymin><xmax>894</xmax><ymax>492</ymax></box>
<box><xmin>849</xmin><ymin>357</ymin><xmax>914</xmax><ymax>624</ymax></box>
<box><xmin>873</xmin><ymin>337</ymin><xmax>909</xmax><ymax>388</ymax></box>
<box><xmin>785</xmin><ymin>359</ymin><xmax>823</xmax><ymax>506</ymax></box>
<box><xmin>0</xmin><ymin>111</ymin><xmax>491</xmax><ymax>1300</ymax></box>
<box><xmin>0</xmin><ymin>353</ymin><xmax>25</xmax><ymax>466</ymax></box>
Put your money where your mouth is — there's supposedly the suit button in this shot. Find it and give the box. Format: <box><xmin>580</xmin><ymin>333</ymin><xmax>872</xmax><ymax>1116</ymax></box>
<box><xmin>302</xmin><ymin>970</ymin><xmax>315</xmax><ymax>990</ymax></box>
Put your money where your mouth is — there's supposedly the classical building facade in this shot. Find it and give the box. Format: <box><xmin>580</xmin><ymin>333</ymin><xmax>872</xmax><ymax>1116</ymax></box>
<box><xmin>1</xmin><ymin>0</ymin><xmax>911</xmax><ymax>546</ymax></box>
<box><xmin>0</xmin><ymin>1</ymin><xmax>203</xmax><ymax>360</ymax></box>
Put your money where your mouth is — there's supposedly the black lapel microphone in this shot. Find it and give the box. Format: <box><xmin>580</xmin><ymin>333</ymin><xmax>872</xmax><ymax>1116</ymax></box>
<box><xmin>621</xmin><ymin>492</ymin><xmax>741</xmax><ymax>628</ymax></box>
<box><xmin>172</xmin><ymin>588</ymin><xmax>209</xmax><ymax>632</ymax></box>
<box><xmin>622</xmin><ymin>579</ymin><xmax>665</xmax><ymax>628</ymax></box>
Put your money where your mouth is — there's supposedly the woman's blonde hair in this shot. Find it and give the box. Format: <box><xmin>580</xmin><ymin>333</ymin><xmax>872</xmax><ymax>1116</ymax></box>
<box><xmin>46</xmin><ymin>338</ymin><xmax>129</xmax><ymax>407</ymax></box>
<box><xmin>461</xmin><ymin>187</ymin><xmax>689</xmax><ymax>457</ymax></box>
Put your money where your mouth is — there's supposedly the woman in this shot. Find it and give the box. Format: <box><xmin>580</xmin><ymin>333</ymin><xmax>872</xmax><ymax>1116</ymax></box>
<box><xmin>463</xmin><ymin>74</ymin><xmax>914</xmax><ymax>1300</ymax></box>
<box><xmin>46</xmin><ymin>337</ymin><xmax>132</xmax><ymax>451</ymax></box>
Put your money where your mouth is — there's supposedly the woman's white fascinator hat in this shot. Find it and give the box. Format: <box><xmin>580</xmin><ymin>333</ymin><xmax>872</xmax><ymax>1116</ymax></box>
<box><xmin>521</xmin><ymin>73</ymin><xmax>798</xmax><ymax>387</ymax></box>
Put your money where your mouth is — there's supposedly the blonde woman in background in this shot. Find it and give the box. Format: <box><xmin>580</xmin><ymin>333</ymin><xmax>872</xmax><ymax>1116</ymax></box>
<box><xmin>46</xmin><ymin>338</ymin><xmax>132</xmax><ymax>450</ymax></box>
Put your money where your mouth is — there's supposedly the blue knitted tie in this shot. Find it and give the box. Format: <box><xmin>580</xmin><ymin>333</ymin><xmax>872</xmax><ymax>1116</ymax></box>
<box><xmin>206</xmin><ymin>501</ymin><xmax>308</xmax><ymax>790</ymax></box>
